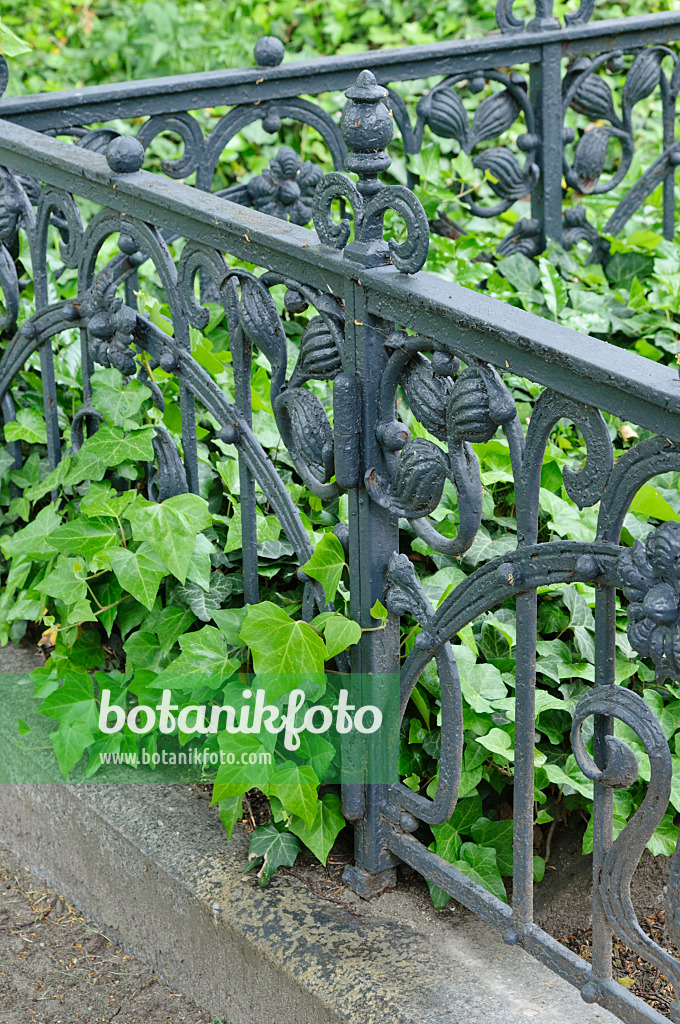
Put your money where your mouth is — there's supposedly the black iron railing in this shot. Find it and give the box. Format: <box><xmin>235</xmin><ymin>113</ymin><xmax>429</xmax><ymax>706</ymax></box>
<box><xmin>2</xmin><ymin>3</ymin><xmax>680</xmax><ymax>1020</ymax></box>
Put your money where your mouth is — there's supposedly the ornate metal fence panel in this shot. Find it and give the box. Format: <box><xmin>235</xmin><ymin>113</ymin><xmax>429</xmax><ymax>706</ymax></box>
<box><xmin>3</xmin><ymin>3</ymin><xmax>680</xmax><ymax>1021</ymax></box>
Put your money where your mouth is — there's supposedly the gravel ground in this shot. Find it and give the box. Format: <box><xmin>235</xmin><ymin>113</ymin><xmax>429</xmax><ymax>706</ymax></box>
<box><xmin>0</xmin><ymin>844</ymin><xmax>219</xmax><ymax>1024</ymax></box>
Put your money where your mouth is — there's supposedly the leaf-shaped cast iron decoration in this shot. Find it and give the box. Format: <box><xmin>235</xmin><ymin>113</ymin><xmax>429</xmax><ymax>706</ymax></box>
<box><xmin>289</xmin><ymin>315</ymin><xmax>343</xmax><ymax>387</ymax></box>
<box><xmin>469</xmin><ymin>89</ymin><xmax>522</xmax><ymax>147</ymax></box>
<box><xmin>572</xmin><ymin>125</ymin><xmax>614</xmax><ymax>193</ymax></box>
<box><xmin>473</xmin><ymin>147</ymin><xmax>538</xmax><ymax>201</ymax></box>
<box><xmin>417</xmin><ymin>88</ymin><xmax>470</xmax><ymax>147</ymax></box>
<box><xmin>496</xmin><ymin>217</ymin><xmax>542</xmax><ymax>258</ymax></box>
<box><xmin>447</xmin><ymin>365</ymin><xmax>516</xmax><ymax>443</ymax></box>
<box><xmin>622</xmin><ymin>48</ymin><xmax>663</xmax><ymax>111</ymax></box>
<box><xmin>274</xmin><ymin>387</ymin><xmax>335</xmax><ymax>484</ymax></box>
<box><xmin>238</xmin><ymin>276</ymin><xmax>287</xmax><ymax>397</ymax></box>
<box><xmin>365</xmin><ymin>437</ymin><xmax>447</xmax><ymax>518</ymax></box>
<box><xmin>618</xmin><ymin>521</ymin><xmax>680</xmax><ymax>681</ymax></box>
<box><xmin>149</xmin><ymin>424</ymin><xmax>189</xmax><ymax>502</ymax></box>
<box><xmin>569</xmin><ymin>70</ymin><xmax>618</xmax><ymax>124</ymax></box>
<box><xmin>400</xmin><ymin>353</ymin><xmax>456</xmax><ymax>441</ymax></box>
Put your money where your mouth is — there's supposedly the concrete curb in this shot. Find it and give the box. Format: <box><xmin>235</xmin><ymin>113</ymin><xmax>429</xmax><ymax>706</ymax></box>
<box><xmin>0</xmin><ymin>780</ymin><xmax>620</xmax><ymax>1024</ymax></box>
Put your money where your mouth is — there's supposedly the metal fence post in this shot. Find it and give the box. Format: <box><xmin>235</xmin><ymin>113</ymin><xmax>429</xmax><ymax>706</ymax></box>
<box><xmin>335</xmin><ymin>72</ymin><xmax>402</xmax><ymax>896</ymax></box>
<box><xmin>530</xmin><ymin>39</ymin><xmax>564</xmax><ymax>248</ymax></box>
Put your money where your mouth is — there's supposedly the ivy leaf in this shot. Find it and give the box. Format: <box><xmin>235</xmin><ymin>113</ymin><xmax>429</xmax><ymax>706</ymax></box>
<box><xmin>213</xmin><ymin>733</ymin><xmax>275</xmax><ymax>799</ymax></box>
<box><xmin>370</xmin><ymin>599</ymin><xmax>388</xmax><ymax>622</ymax></box>
<box><xmin>23</xmin><ymin>457</ymin><xmax>72</xmax><ymax>502</ymax></box>
<box><xmin>543</xmin><ymin>755</ymin><xmax>593</xmax><ymax>800</ymax></box>
<box><xmin>300</xmin><ymin>533</ymin><xmax>346</xmax><ymax>604</ymax></box>
<box><xmin>38</xmin><ymin>672</ymin><xmax>97</xmax><ymax>731</ymax></box>
<box><xmin>4</xmin><ymin>407</ymin><xmax>47</xmax><ymax>444</ymax></box>
<box><xmin>499</xmin><ymin>252</ymin><xmax>540</xmax><ymax>293</ymax></box>
<box><xmin>605</xmin><ymin>251</ymin><xmax>654</xmax><ymax>289</ymax></box>
<box><xmin>431</xmin><ymin>821</ymin><xmax>463</xmax><ymax>863</ymax></box>
<box><xmin>39</xmin><ymin>555</ymin><xmax>88</xmax><ymax>606</ymax></box>
<box><xmin>91</xmin><ymin>576</ymin><xmax>124</xmax><ymax>636</ymax></box>
<box><xmin>269</xmin><ymin>763</ymin><xmax>320</xmax><ymax>829</ymax></box>
<box><xmin>51</xmin><ymin>719</ymin><xmax>95</xmax><ymax>777</ymax></box>
<box><xmin>629</xmin><ymin>484</ymin><xmax>680</xmax><ymax>523</ymax></box>
<box><xmin>293</xmin><ymin>732</ymin><xmax>336</xmax><ymax>782</ymax></box>
<box><xmin>80</xmin><ymin>424</ymin><xmax>155</xmax><ymax>465</ymax></box>
<box><xmin>470</xmin><ymin>817</ymin><xmax>513</xmax><ymax>875</ymax></box>
<box><xmin>49</xmin><ymin>518</ymin><xmax>121</xmax><ymax>562</ymax></box>
<box><xmin>123</xmin><ymin>631</ymin><xmax>164</xmax><ymax>673</ymax></box>
<box><xmin>185</xmin><ymin>533</ymin><xmax>214</xmax><ymax>590</ymax></box>
<box><xmin>80</xmin><ymin>483</ymin><xmax>137</xmax><ymax>519</ymax></box>
<box><xmin>444</xmin><ymin>794</ymin><xmax>483</xmax><ymax>835</ymax></box>
<box><xmin>153</xmin><ymin>624</ymin><xmax>240</xmax><ymax>690</ymax></box>
<box><xmin>246</xmin><ymin>823</ymin><xmax>300</xmax><ymax>886</ymax></box>
<box><xmin>287</xmin><ymin>792</ymin><xmax>345</xmax><ymax>865</ymax></box>
<box><xmin>457</xmin><ymin>646</ymin><xmax>507</xmax><ymax>713</ymax></box>
<box><xmin>455</xmin><ymin>842</ymin><xmax>507</xmax><ymax>903</ymax></box>
<box><xmin>646</xmin><ymin>813</ymin><xmax>679</xmax><ymax>857</ymax></box>
<box><xmin>0</xmin><ymin>505</ymin><xmax>61</xmax><ymax>560</ymax></box>
<box><xmin>91</xmin><ymin>370</ymin><xmax>151</xmax><ymax>427</ymax></box>
<box><xmin>216</xmin><ymin>796</ymin><xmax>243</xmax><ymax>839</ymax></box>
<box><xmin>126</xmin><ymin>493</ymin><xmax>212</xmax><ymax>583</ymax></box>
<box><xmin>155</xmin><ymin>605</ymin><xmax>197</xmax><ymax>654</ymax></box>
<box><xmin>109</xmin><ymin>543</ymin><xmax>168</xmax><ymax>611</ymax></box>
<box><xmin>533</xmin><ymin>856</ymin><xmax>545</xmax><ymax>883</ymax></box>
<box><xmin>316</xmin><ymin>613</ymin><xmax>362</xmax><ymax>659</ymax></box>
<box><xmin>239</xmin><ymin>602</ymin><xmax>327</xmax><ymax>698</ymax></box>
<box><xmin>0</xmin><ymin>21</ymin><xmax>32</xmax><ymax>57</ymax></box>
<box><xmin>210</xmin><ymin>607</ymin><xmax>247</xmax><ymax>644</ymax></box>
<box><xmin>476</xmin><ymin>727</ymin><xmax>514</xmax><ymax>762</ymax></box>
<box><xmin>174</xmin><ymin>573</ymin><xmax>233</xmax><ymax>622</ymax></box>
<box><xmin>64</xmin><ymin>448</ymin><xmax>107</xmax><ymax>487</ymax></box>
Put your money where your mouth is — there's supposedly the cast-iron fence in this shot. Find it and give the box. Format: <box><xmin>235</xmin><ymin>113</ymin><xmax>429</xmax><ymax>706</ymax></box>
<box><xmin>2</xmin><ymin>2</ymin><xmax>680</xmax><ymax>1020</ymax></box>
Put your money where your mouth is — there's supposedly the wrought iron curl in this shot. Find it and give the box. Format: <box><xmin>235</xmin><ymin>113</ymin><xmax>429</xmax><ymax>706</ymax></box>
<box><xmin>518</xmin><ymin>389</ymin><xmax>613</xmax><ymax>544</ymax></box>
<box><xmin>571</xmin><ymin>685</ymin><xmax>680</xmax><ymax>1018</ymax></box>
<box><xmin>136</xmin><ymin>112</ymin><xmax>206</xmax><ymax>179</ymax></box>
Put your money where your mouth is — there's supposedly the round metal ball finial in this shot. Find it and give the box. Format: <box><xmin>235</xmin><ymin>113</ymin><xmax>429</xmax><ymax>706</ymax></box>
<box><xmin>254</xmin><ymin>37</ymin><xmax>285</xmax><ymax>67</ymax></box>
<box><xmin>106</xmin><ymin>136</ymin><xmax>145</xmax><ymax>174</ymax></box>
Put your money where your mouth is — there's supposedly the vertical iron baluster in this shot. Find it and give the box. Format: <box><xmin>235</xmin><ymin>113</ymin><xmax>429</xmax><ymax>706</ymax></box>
<box><xmin>343</xmin><ymin>283</ymin><xmax>400</xmax><ymax>887</ymax></box>
<box><xmin>38</xmin><ymin>345</ymin><xmax>61</xmax><ymax>472</ymax></box>
<box><xmin>124</xmin><ymin>268</ymin><xmax>139</xmax><ymax>310</ymax></box>
<box><xmin>590</xmin><ymin>585</ymin><xmax>616</xmax><ymax>983</ymax></box>
<box><xmin>661</xmin><ymin>70</ymin><xmax>677</xmax><ymax>242</ymax></box>
<box><xmin>530</xmin><ymin>41</ymin><xmax>564</xmax><ymax>249</ymax></box>
<box><xmin>227</xmin><ymin>280</ymin><xmax>258</xmax><ymax>606</ymax></box>
<box><xmin>511</xmin><ymin>588</ymin><xmax>538</xmax><ymax>934</ymax></box>
<box><xmin>33</xmin><ymin>217</ymin><xmax>61</xmax><ymax>472</ymax></box>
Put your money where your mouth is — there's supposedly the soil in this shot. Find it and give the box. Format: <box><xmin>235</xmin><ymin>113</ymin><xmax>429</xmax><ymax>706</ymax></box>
<box><xmin>561</xmin><ymin>911</ymin><xmax>677</xmax><ymax>1019</ymax></box>
<box><xmin>0</xmin><ymin>845</ymin><xmax>218</xmax><ymax>1024</ymax></box>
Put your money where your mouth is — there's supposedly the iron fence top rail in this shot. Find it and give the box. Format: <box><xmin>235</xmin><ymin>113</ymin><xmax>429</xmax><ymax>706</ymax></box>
<box><xmin>1</xmin><ymin>116</ymin><xmax>680</xmax><ymax>439</ymax></box>
<box><xmin>2</xmin><ymin>10</ymin><xmax>680</xmax><ymax>130</ymax></box>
